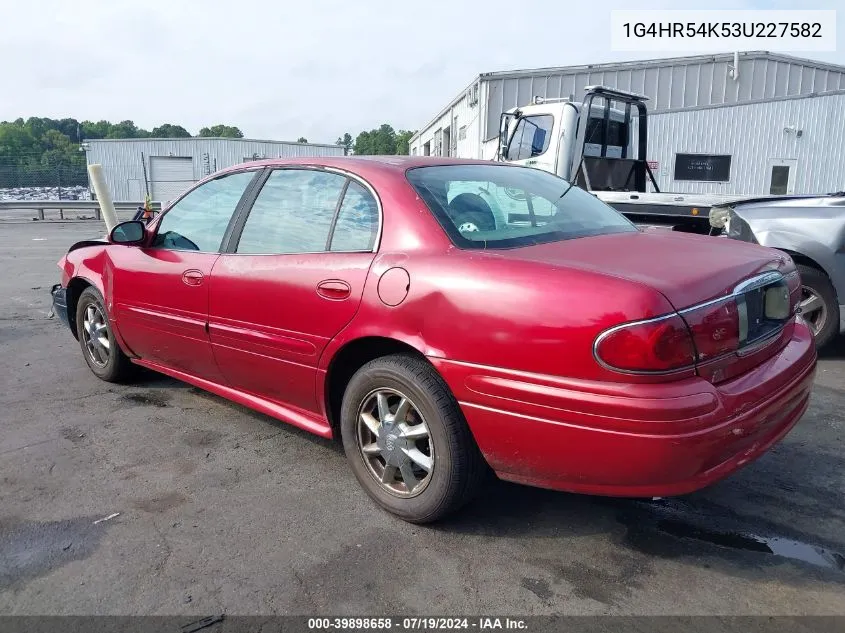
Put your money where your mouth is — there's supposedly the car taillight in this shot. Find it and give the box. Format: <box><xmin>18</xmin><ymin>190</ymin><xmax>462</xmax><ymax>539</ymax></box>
<box><xmin>594</xmin><ymin>315</ymin><xmax>695</xmax><ymax>373</ymax></box>
<box><xmin>596</xmin><ymin>273</ymin><xmax>796</xmax><ymax>375</ymax></box>
<box><xmin>681</xmin><ymin>298</ymin><xmax>740</xmax><ymax>361</ymax></box>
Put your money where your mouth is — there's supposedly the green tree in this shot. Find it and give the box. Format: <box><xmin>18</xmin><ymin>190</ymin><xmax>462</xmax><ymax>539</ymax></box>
<box><xmin>150</xmin><ymin>123</ymin><xmax>191</xmax><ymax>138</ymax></box>
<box><xmin>0</xmin><ymin>124</ymin><xmax>37</xmax><ymax>160</ymax></box>
<box><xmin>395</xmin><ymin>129</ymin><xmax>415</xmax><ymax>155</ymax></box>
<box><xmin>297</xmin><ymin>137</ymin><xmax>308</xmax><ymax>143</ymax></box>
<box><xmin>198</xmin><ymin>124</ymin><xmax>244</xmax><ymax>138</ymax></box>
<box><xmin>353</xmin><ymin>124</ymin><xmax>398</xmax><ymax>155</ymax></box>
<box><xmin>353</xmin><ymin>131</ymin><xmax>371</xmax><ymax>155</ymax></box>
<box><xmin>0</xmin><ymin>119</ymin><xmax>87</xmax><ymax>187</ymax></box>
<box><xmin>56</xmin><ymin>118</ymin><xmax>82</xmax><ymax>142</ymax></box>
<box><xmin>80</xmin><ymin>120</ymin><xmax>112</xmax><ymax>140</ymax></box>
<box><xmin>335</xmin><ymin>132</ymin><xmax>353</xmax><ymax>154</ymax></box>
<box><xmin>41</xmin><ymin>128</ymin><xmax>71</xmax><ymax>151</ymax></box>
<box><xmin>41</xmin><ymin>132</ymin><xmax>85</xmax><ymax>173</ymax></box>
<box><xmin>105</xmin><ymin>120</ymin><xmax>147</xmax><ymax>139</ymax></box>
<box><xmin>23</xmin><ymin>117</ymin><xmax>52</xmax><ymax>143</ymax></box>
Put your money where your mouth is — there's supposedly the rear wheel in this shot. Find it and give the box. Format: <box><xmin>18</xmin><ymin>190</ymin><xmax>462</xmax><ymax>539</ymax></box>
<box><xmin>340</xmin><ymin>354</ymin><xmax>486</xmax><ymax>523</ymax></box>
<box><xmin>796</xmin><ymin>264</ymin><xmax>839</xmax><ymax>349</ymax></box>
<box><xmin>75</xmin><ymin>287</ymin><xmax>136</xmax><ymax>382</ymax></box>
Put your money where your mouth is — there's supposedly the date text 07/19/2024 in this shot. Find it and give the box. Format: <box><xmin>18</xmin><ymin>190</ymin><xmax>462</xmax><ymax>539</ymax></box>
<box><xmin>307</xmin><ymin>617</ymin><xmax>528</xmax><ymax>630</ymax></box>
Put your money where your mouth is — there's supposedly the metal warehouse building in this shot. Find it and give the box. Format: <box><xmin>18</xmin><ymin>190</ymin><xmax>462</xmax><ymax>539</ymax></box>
<box><xmin>409</xmin><ymin>51</ymin><xmax>845</xmax><ymax>196</ymax></box>
<box><xmin>82</xmin><ymin>137</ymin><xmax>345</xmax><ymax>202</ymax></box>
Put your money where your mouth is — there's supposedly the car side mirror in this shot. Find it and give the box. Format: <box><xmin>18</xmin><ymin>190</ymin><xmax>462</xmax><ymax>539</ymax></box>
<box><xmin>110</xmin><ymin>220</ymin><xmax>146</xmax><ymax>245</ymax></box>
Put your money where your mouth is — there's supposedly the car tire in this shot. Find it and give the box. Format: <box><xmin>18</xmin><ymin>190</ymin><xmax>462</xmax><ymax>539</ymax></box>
<box><xmin>796</xmin><ymin>264</ymin><xmax>839</xmax><ymax>350</ymax></box>
<box><xmin>340</xmin><ymin>354</ymin><xmax>487</xmax><ymax>523</ymax></box>
<box><xmin>75</xmin><ymin>287</ymin><xmax>136</xmax><ymax>382</ymax></box>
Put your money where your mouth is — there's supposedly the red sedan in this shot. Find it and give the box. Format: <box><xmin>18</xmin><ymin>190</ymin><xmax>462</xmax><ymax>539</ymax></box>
<box><xmin>51</xmin><ymin>157</ymin><xmax>816</xmax><ymax>522</ymax></box>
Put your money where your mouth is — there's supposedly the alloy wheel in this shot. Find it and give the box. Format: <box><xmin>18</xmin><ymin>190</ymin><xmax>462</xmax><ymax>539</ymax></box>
<box><xmin>81</xmin><ymin>303</ymin><xmax>111</xmax><ymax>367</ymax></box>
<box><xmin>799</xmin><ymin>285</ymin><xmax>827</xmax><ymax>337</ymax></box>
<box><xmin>356</xmin><ymin>388</ymin><xmax>434</xmax><ymax>498</ymax></box>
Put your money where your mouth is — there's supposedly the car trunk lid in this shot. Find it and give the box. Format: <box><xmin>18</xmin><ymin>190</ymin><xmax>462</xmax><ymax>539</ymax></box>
<box><xmin>500</xmin><ymin>228</ymin><xmax>791</xmax><ymax>309</ymax></box>
<box><xmin>495</xmin><ymin>229</ymin><xmax>799</xmax><ymax>380</ymax></box>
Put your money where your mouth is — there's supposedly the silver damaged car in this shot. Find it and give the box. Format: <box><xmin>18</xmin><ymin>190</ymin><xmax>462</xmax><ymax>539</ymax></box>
<box><xmin>711</xmin><ymin>192</ymin><xmax>845</xmax><ymax>349</ymax></box>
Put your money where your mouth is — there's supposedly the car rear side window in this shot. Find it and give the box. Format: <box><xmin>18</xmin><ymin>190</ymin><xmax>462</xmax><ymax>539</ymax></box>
<box><xmin>152</xmin><ymin>171</ymin><xmax>256</xmax><ymax>252</ymax></box>
<box><xmin>329</xmin><ymin>182</ymin><xmax>379</xmax><ymax>251</ymax></box>
<box><xmin>236</xmin><ymin>169</ymin><xmax>346</xmax><ymax>254</ymax></box>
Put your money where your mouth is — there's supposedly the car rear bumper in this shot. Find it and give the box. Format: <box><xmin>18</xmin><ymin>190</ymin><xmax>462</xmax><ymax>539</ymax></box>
<box><xmin>51</xmin><ymin>284</ymin><xmax>71</xmax><ymax>331</ymax></box>
<box><xmin>431</xmin><ymin>319</ymin><xmax>817</xmax><ymax>497</ymax></box>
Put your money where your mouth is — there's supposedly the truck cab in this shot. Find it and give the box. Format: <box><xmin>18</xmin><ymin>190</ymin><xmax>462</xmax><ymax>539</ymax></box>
<box><xmin>497</xmin><ymin>86</ymin><xmax>744</xmax><ymax>233</ymax></box>
<box><xmin>499</xmin><ymin>94</ymin><xmax>631</xmax><ymax>179</ymax></box>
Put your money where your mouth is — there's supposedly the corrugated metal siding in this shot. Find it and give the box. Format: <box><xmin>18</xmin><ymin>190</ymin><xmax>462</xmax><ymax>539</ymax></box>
<box><xmin>648</xmin><ymin>91</ymin><xmax>845</xmax><ymax>195</ymax></box>
<box><xmin>84</xmin><ymin>138</ymin><xmax>344</xmax><ymax>200</ymax></box>
<box><xmin>408</xmin><ymin>86</ymin><xmax>483</xmax><ymax>160</ymax></box>
<box><xmin>454</xmin><ymin>89</ymin><xmax>481</xmax><ymax>159</ymax></box>
<box><xmin>481</xmin><ymin>53</ymin><xmax>845</xmax><ymax>141</ymax></box>
<box><xmin>149</xmin><ymin>156</ymin><xmax>194</xmax><ymax>202</ymax></box>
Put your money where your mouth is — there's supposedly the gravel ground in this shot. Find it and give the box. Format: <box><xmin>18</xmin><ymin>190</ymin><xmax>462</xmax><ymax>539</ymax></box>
<box><xmin>1</xmin><ymin>220</ymin><xmax>843</xmax><ymax>616</ymax></box>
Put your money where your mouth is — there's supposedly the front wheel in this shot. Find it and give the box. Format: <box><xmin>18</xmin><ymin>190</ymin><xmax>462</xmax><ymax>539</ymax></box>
<box><xmin>75</xmin><ymin>287</ymin><xmax>136</xmax><ymax>382</ymax></box>
<box><xmin>797</xmin><ymin>264</ymin><xmax>839</xmax><ymax>350</ymax></box>
<box><xmin>340</xmin><ymin>354</ymin><xmax>486</xmax><ymax>523</ymax></box>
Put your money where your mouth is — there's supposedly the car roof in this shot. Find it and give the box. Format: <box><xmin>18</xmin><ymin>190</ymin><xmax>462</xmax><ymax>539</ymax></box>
<box><xmin>217</xmin><ymin>155</ymin><xmax>502</xmax><ymax>177</ymax></box>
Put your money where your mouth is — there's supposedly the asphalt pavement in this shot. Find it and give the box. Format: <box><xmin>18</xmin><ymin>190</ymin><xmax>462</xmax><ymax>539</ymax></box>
<box><xmin>1</xmin><ymin>220</ymin><xmax>843</xmax><ymax>615</ymax></box>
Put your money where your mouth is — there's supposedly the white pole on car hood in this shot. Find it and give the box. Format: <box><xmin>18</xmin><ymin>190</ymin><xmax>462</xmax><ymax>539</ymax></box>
<box><xmin>87</xmin><ymin>163</ymin><xmax>118</xmax><ymax>233</ymax></box>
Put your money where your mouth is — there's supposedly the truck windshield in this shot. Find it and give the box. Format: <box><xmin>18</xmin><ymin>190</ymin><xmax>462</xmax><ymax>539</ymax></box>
<box><xmin>406</xmin><ymin>164</ymin><xmax>636</xmax><ymax>249</ymax></box>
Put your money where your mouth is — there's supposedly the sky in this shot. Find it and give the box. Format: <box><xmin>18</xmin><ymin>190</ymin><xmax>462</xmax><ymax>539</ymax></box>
<box><xmin>1</xmin><ymin>0</ymin><xmax>842</xmax><ymax>143</ymax></box>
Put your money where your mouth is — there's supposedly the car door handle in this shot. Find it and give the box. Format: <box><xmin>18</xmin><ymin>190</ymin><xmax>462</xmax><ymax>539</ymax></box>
<box><xmin>182</xmin><ymin>269</ymin><xmax>204</xmax><ymax>286</ymax></box>
<box><xmin>316</xmin><ymin>279</ymin><xmax>351</xmax><ymax>300</ymax></box>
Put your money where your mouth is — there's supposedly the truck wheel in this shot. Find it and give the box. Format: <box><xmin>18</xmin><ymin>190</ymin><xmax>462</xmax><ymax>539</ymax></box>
<box><xmin>797</xmin><ymin>264</ymin><xmax>839</xmax><ymax>349</ymax></box>
<box><xmin>75</xmin><ymin>287</ymin><xmax>136</xmax><ymax>382</ymax></box>
<box><xmin>340</xmin><ymin>354</ymin><xmax>487</xmax><ymax>523</ymax></box>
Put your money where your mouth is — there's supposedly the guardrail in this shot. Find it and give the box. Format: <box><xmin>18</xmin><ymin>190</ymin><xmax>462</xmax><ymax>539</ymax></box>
<box><xmin>0</xmin><ymin>200</ymin><xmax>162</xmax><ymax>221</ymax></box>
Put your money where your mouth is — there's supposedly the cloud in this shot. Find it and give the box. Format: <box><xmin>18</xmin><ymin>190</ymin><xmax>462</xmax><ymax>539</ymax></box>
<box><xmin>1</xmin><ymin>0</ymin><xmax>842</xmax><ymax>142</ymax></box>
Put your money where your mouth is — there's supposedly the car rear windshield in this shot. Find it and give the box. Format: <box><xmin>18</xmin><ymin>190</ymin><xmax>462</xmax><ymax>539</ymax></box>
<box><xmin>406</xmin><ymin>164</ymin><xmax>636</xmax><ymax>249</ymax></box>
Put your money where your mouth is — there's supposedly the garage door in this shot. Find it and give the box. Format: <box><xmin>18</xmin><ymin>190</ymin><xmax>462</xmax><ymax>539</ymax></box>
<box><xmin>150</xmin><ymin>156</ymin><xmax>195</xmax><ymax>204</ymax></box>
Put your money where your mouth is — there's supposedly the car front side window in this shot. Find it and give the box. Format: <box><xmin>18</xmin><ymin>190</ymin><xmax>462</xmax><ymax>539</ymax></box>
<box><xmin>152</xmin><ymin>171</ymin><xmax>256</xmax><ymax>252</ymax></box>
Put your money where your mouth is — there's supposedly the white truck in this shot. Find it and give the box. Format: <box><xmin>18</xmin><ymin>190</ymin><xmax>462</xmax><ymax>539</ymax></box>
<box><xmin>493</xmin><ymin>85</ymin><xmax>745</xmax><ymax>234</ymax></box>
